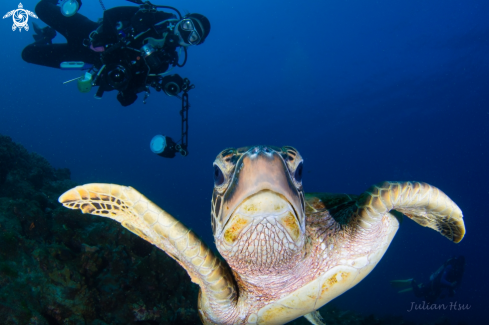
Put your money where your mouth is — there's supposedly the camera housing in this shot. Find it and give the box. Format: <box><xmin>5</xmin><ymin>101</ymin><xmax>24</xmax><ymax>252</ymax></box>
<box><xmin>141</xmin><ymin>44</ymin><xmax>171</xmax><ymax>74</ymax></box>
<box><xmin>105</xmin><ymin>63</ymin><xmax>132</xmax><ymax>91</ymax></box>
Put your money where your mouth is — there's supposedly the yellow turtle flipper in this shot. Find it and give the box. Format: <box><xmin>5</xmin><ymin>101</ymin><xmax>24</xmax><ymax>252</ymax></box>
<box><xmin>59</xmin><ymin>183</ymin><xmax>237</xmax><ymax>323</ymax></box>
<box><xmin>357</xmin><ymin>181</ymin><xmax>465</xmax><ymax>243</ymax></box>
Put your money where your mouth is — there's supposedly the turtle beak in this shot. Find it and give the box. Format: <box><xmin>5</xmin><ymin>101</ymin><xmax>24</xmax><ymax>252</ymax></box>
<box><xmin>218</xmin><ymin>146</ymin><xmax>305</xmax><ymax>239</ymax></box>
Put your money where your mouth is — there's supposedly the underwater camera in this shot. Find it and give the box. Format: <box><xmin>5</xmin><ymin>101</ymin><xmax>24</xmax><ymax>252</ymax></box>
<box><xmin>106</xmin><ymin>64</ymin><xmax>132</xmax><ymax>91</ymax></box>
<box><xmin>150</xmin><ymin>135</ymin><xmax>187</xmax><ymax>158</ymax></box>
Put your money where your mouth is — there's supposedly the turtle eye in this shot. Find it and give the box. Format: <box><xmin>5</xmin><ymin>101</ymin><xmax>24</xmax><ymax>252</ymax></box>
<box><xmin>294</xmin><ymin>162</ymin><xmax>303</xmax><ymax>183</ymax></box>
<box><xmin>214</xmin><ymin>165</ymin><xmax>225</xmax><ymax>186</ymax></box>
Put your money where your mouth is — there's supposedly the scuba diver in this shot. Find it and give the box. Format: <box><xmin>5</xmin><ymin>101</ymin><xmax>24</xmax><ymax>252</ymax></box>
<box><xmin>21</xmin><ymin>0</ymin><xmax>210</xmax><ymax>158</ymax></box>
<box><xmin>390</xmin><ymin>256</ymin><xmax>465</xmax><ymax>304</ymax></box>
<box><xmin>21</xmin><ymin>0</ymin><xmax>210</xmax><ymax>107</ymax></box>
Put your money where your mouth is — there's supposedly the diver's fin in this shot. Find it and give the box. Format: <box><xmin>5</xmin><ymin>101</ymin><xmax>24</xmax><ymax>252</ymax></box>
<box><xmin>390</xmin><ymin>278</ymin><xmax>414</xmax><ymax>288</ymax></box>
<box><xmin>398</xmin><ymin>287</ymin><xmax>414</xmax><ymax>294</ymax></box>
<box><xmin>32</xmin><ymin>23</ymin><xmax>57</xmax><ymax>44</ymax></box>
<box><xmin>33</xmin><ymin>34</ymin><xmax>45</xmax><ymax>42</ymax></box>
<box><xmin>32</xmin><ymin>22</ymin><xmax>42</xmax><ymax>35</ymax></box>
<box><xmin>304</xmin><ymin>310</ymin><xmax>326</xmax><ymax>325</ymax></box>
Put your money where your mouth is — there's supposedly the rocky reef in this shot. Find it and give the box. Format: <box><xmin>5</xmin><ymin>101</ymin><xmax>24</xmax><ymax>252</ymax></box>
<box><xmin>0</xmin><ymin>134</ymin><xmax>465</xmax><ymax>325</ymax></box>
<box><xmin>0</xmin><ymin>135</ymin><xmax>200</xmax><ymax>325</ymax></box>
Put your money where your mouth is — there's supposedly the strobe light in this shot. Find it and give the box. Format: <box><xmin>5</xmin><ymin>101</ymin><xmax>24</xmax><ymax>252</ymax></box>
<box><xmin>150</xmin><ymin>134</ymin><xmax>187</xmax><ymax>158</ymax></box>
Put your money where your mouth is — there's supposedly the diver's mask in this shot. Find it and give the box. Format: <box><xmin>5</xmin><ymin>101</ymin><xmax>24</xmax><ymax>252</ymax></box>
<box><xmin>175</xmin><ymin>18</ymin><xmax>202</xmax><ymax>46</ymax></box>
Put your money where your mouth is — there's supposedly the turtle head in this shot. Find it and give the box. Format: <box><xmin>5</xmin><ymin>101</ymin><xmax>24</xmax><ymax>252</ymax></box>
<box><xmin>211</xmin><ymin>145</ymin><xmax>306</xmax><ymax>275</ymax></box>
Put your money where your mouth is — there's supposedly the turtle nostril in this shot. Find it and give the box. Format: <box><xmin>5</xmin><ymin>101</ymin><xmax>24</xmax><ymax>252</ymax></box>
<box><xmin>263</xmin><ymin>146</ymin><xmax>272</xmax><ymax>153</ymax></box>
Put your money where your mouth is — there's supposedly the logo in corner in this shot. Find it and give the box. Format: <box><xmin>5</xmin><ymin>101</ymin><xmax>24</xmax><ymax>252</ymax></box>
<box><xmin>3</xmin><ymin>3</ymin><xmax>38</xmax><ymax>32</ymax></box>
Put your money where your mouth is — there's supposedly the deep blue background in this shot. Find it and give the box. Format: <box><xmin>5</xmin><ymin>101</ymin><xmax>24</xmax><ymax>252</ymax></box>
<box><xmin>1</xmin><ymin>0</ymin><xmax>488</xmax><ymax>323</ymax></box>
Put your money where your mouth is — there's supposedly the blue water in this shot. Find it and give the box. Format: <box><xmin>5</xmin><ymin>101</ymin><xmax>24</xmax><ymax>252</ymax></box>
<box><xmin>1</xmin><ymin>0</ymin><xmax>488</xmax><ymax>323</ymax></box>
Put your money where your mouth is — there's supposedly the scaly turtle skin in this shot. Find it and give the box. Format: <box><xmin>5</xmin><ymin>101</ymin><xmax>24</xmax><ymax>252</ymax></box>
<box><xmin>59</xmin><ymin>146</ymin><xmax>465</xmax><ymax>325</ymax></box>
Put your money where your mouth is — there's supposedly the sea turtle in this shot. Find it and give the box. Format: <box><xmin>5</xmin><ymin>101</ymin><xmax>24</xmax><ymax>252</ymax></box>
<box><xmin>3</xmin><ymin>3</ymin><xmax>38</xmax><ymax>32</ymax></box>
<box><xmin>59</xmin><ymin>145</ymin><xmax>465</xmax><ymax>325</ymax></box>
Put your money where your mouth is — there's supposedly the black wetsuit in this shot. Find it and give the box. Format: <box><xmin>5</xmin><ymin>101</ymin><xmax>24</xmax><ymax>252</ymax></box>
<box><xmin>22</xmin><ymin>0</ymin><xmax>100</xmax><ymax>68</ymax></box>
<box><xmin>22</xmin><ymin>0</ymin><xmax>178</xmax><ymax>106</ymax></box>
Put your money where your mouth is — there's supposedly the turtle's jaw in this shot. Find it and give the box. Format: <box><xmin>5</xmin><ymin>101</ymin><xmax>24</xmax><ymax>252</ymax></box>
<box><xmin>218</xmin><ymin>190</ymin><xmax>304</xmax><ymax>275</ymax></box>
<box><xmin>222</xmin><ymin>190</ymin><xmax>301</xmax><ymax>244</ymax></box>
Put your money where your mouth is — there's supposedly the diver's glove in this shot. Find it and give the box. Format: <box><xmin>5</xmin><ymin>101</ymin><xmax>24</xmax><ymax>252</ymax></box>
<box><xmin>32</xmin><ymin>22</ymin><xmax>57</xmax><ymax>44</ymax></box>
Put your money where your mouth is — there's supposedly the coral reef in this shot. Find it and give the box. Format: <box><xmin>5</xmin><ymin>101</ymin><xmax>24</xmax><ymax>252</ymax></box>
<box><xmin>0</xmin><ymin>134</ymin><xmax>466</xmax><ymax>325</ymax></box>
<box><xmin>0</xmin><ymin>135</ymin><xmax>199</xmax><ymax>325</ymax></box>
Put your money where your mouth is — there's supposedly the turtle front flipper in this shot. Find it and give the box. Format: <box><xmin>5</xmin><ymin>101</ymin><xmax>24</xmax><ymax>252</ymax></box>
<box><xmin>357</xmin><ymin>181</ymin><xmax>465</xmax><ymax>242</ymax></box>
<box><xmin>59</xmin><ymin>184</ymin><xmax>238</xmax><ymax>323</ymax></box>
